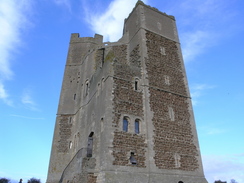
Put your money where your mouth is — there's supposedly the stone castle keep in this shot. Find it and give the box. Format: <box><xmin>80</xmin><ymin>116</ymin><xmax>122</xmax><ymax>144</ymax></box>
<box><xmin>47</xmin><ymin>1</ymin><xmax>208</xmax><ymax>183</ymax></box>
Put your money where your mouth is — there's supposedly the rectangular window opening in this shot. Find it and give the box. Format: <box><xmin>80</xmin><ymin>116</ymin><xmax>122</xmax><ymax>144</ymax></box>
<box><xmin>135</xmin><ymin>120</ymin><xmax>140</xmax><ymax>134</ymax></box>
<box><xmin>123</xmin><ymin>117</ymin><xmax>128</xmax><ymax>132</ymax></box>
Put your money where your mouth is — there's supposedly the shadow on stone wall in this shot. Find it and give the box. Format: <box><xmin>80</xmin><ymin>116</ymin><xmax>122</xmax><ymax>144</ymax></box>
<box><xmin>59</xmin><ymin>148</ymin><xmax>96</xmax><ymax>183</ymax></box>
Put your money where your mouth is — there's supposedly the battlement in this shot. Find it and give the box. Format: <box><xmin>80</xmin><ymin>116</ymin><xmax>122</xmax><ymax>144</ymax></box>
<box><xmin>70</xmin><ymin>33</ymin><xmax>103</xmax><ymax>44</ymax></box>
<box><xmin>125</xmin><ymin>0</ymin><xmax>175</xmax><ymax>24</ymax></box>
<box><xmin>123</xmin><ymin>0</ymin><xmax>179</xmax><ymax>43</ymax></box>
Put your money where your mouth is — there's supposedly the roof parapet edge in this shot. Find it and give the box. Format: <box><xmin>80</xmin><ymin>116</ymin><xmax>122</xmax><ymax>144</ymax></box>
<box><xmin>125</xmin><ymin>0</ymin><xmax>175</xmax><ymax>24</ymax></box>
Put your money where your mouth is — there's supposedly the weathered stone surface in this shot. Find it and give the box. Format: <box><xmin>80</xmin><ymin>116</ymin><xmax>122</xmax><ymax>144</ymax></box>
<box><xmin>47</xmin><ymin>2</ymin><xmax>208</xmax><ymax>183</ymax></box>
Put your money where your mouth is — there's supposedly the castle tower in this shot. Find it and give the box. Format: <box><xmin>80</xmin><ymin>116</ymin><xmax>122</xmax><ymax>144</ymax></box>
<box><xmin>47</xmin><ymin>1</ymin><xmax>208</xmax><ymax>183</ymax></box>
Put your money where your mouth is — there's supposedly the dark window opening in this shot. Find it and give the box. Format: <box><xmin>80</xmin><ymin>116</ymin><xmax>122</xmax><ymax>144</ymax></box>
<box><xmin>89</xmin><ymin>132</ymin><xmax>94</xmax><ymax>137</ymax></box>
<box><xmin>85</xmin><ymin>82</ymin><xmax>89</xmax><ymax>96</ymax></box>
<box><xmin>87</xmin><ymin>132</ymin><xmax>94</xmax><ymax>157</ymax></box>
<box><xmin>135</xmin><ymin>119</ymin><xmax>140</xmax><ymax>134</ymax></box>
<box><xmin>130</xmin><ymin>152</ymin><xmax>137</xmax><ymax>165</ymax></box>
<box><xmin>135</xmin><ymin>80</ymin><xmax>138</xmax><ymax>90</ymax></box>
<box><xmin>178</xmin><ymin>181</ymin><xmax>184</xmax><ymax>183</ymax></box>
<box><xmin>123</xmin><ymin>117</ymin><xmax>128</xmax><ymax>132</ymax></box>
<box><xmin>74</xmin><ymin>94</ymin><xmax>76</xmax><ymax>100</ymax></box>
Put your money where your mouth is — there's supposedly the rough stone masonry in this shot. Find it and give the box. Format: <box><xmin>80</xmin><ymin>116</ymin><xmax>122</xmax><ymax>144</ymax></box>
<box><xmin>47</xmin><ymin>1</ymin><xmax>208</xmax><ymax>183</ymax></box>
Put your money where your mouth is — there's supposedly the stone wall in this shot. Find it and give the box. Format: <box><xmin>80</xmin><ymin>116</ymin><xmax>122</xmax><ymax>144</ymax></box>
<box><xmin>58</xmin><ymin>115</ymin><xmax>73</xmax><ymax>153</ymax></box>
<box><xmin>87</xmin><ymin>174</ymin><xmax>97</xmax><ymax>183</ymax></box>
<box><xmin>111</xmin><ymin>44</ymin><xmax>147</xmax><ymax>167</ymax></box>
<box><xmin>59</xmin><ymin>150</ymin><xmax>97</xmax><ymax>183</ymax></box>
<box><xmin>95</xmin><ymin>49</ymin><xmax>104</xmax><ymax>70</ymax></box>
<box><xmin>112</xmin><ymin>131</ymin><xmax>147</xmax><ymax>167</ymax></box>
<box><xmin>145</xmin><ymin>30</ymin><xmax>199</xmax><ymax>171</ymax></box>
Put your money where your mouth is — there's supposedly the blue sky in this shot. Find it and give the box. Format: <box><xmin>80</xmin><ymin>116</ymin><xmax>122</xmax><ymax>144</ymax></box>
<box><xmin>0</xmin><ymin>0</ymin><xmax>243</xmax><ymax>182</ymax></box>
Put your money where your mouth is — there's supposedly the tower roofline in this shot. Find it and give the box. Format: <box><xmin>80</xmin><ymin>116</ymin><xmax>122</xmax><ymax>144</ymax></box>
<box><xmin>124</xmin><ymin>0</ymin><xmax>175</xmax><ymax>25</ymax></box>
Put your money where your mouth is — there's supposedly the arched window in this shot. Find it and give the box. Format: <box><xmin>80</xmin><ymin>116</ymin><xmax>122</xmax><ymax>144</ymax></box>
<box><xmin>123</xmin><ymin>117</ymin><xmax>129</xmax><ymax>132</ymax></box>
<box><xmin>135</xmin><ymin>119</ymin><xmax>140</xmax><ymax>134</ymax></box>
<box><xmin>69</xmin><ymin>141</ymin><xmax>72</xmax><ymax>149</ymax></box>
<box><xmin>134</xmin><ymin>78</ymin><xmax>139</xmax><ymax>91</ymax></box>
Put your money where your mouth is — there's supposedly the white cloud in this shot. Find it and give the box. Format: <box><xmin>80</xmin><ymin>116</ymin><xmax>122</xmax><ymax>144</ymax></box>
<box><xmin>0</xmin><ymin>0</ymin><xmax>32</xmax><ymax>104</ymax></box>
<box><xmin>10</xmin><ymin>114</ymin><xmax>44</xmax><ymax>120</ymax></box>
<box><xmin>53</xmin><ymin>0</ymin><xmax>71</xmax><ymax>12</ymax></box>
<box><xmin>84</xmin><ymin>0</ymin><xmax>148</xmax><ymax>42</ymax></box>
<box><xmin>21</xmin><ymin>89</ymin><xmax>38</xmax><ymax>111</ymax></box>
<box><xmin>172</xmin><ymin>0</ymin><xmax>237</xmax><ymax>62</ymax></box>
<box><xmin>0</xmin><ymin>82</ymin><xmax>8</xmax><ymax>100</ymax></box>
<box><xmin>199</xmin><ymin>125</ymin><xmax>226</xmax><ymax>135</ymax></box>
<box><xmin>203</xmin><ymin>154</ymin><xmax>244</xmax><ymax>183</ymax></box>
<box><xmin>181</xmin><ymin>30</ymin><xmax>215</xmax><ymax>62</ymax></box>
<box><xmin>190</xmin><ymin>84</ymin><xmax>215</xmax><ymax>105</ymax></box>
<box><xmin>0</xmin><ymin>81</ymin><xmax>12</xmax><ymax>106</ymax></box>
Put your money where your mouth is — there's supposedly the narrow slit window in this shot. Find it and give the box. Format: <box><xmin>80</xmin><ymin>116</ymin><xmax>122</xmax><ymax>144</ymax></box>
<box><xmin>123</xmin><ymin>117</ymin><xmax>128</xmax><ymax>132</ymax></box>
<box><xmin>135</xmin><ymin>119</ymin><xmax>140</xmax><ymax>134</ymax></box>
<box><xmin>74</xmin><ymin>93</ymin><xmax>76</xmax><ymax>100</ymax></box>
<box><xmin>175</xmin><ymin>153</ymin><xmax>181</xmax><ymax>168</ymax></box>
<box><xmin>85</xmin><ymin>81</ymin><xmax>89</xmax><ymax>96</ymax></box>
<box><xmin>69</xmin><ymin>141</ymin><xmax>72</xmax><ymax>149</ymax></box>
<box><xmin>169</xmin><ymin>107</ymin><xmax>175</xmax><ymax>121</ymax></box>
<box><xmin>135</xmin><ymin>80</ymin><xmax>138</xmax><ymax>90</ymax></box>
<box><xmin>87</xmin><ymin>132</ymin><xmax>94</xmax><ymax>157</ymax></box>
<box><xmin>97</xmin><ymin>83</ymin><xmax>100</xmax><ymax>97</ymax></box>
